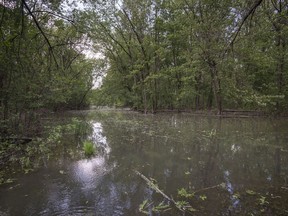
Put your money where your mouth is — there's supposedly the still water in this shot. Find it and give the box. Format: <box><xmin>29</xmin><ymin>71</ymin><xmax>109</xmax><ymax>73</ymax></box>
<box><xmin>0</xmin><ymin>110</ymin><xmax>288</xmax><ymax>215</ymax></box>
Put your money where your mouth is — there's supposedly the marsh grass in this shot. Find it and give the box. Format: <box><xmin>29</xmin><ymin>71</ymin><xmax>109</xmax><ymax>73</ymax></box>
<box><xmin>83</xmin><ymin>140</ymin><xmax>96</xmax><ymax>156</ymax></box>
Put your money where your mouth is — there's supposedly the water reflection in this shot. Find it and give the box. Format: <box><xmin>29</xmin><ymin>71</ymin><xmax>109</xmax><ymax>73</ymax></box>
<box><xmin>90</xmin><ymin>122</ymin><xmax>111</xmax><ymax>154</ymax></box>
<box><xmin>73</xmin><ymin>157</ymin><xmax>108</xmax><ymax>189</ymax></box>
<box><xmin>224</xmin><ymin>170</ymin><xmax>240</xmax><ymax>211</ymax></box>
<box><xmin>74</xmin><ymin>121</ymin><xmax>115</xmax><ymax>190</ymax></box>
<box><xmin>0</xmin><ymin>112</ymin><xmax>288</xmax><ymax>215</ymax></box>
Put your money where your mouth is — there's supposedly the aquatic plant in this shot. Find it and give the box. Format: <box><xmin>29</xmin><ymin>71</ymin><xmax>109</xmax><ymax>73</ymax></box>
<box><xmin>83</xmin><ymin>140</ymin><xmax>96</xmax><ymax>156</ymax></box>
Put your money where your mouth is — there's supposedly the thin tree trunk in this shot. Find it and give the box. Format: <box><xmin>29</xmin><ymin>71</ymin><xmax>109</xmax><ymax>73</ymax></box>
<box><xmin>207</xmin><ymin>83</ymin><xmax>213</xmax><ymax>110</ymax></box>
<box><xmin>275</xmin><ymin>26</ymin><xmax>285</xmax><ymax>111</ymax></box>
<box><xmin>209</xmin><ymin>61</ymin><xmax>222</xmax><ymax>114</ymax></box>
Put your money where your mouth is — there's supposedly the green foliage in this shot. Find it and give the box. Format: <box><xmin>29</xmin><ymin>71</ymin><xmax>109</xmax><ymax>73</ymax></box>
<box><xmin>259</xmin><ymin>196</ymin><xmax>269</xmax><ymax>206</ymax></box>
<box><xmin>199</xmin><ymin>195</ymin><xmax>207</xmax><ymax>201</ymax></box>
<box><xmin>0</xmin><ymin>2</ymin><xmax>101</xmax><ymax>137</ymax></box>
<box><xmin>246</xmin><ymin>190</ymin><xmax>257</xmax><ymax>196</ymax></box>
<box><xmin>152</xmin><ymin>202</ymin><xmax>171</xmax><ymax>213</ymax></box>
<box><xmin>139</xmin><ymin>199</ymin><xmax>149</xmax><ymax>215</ymax></box>
<box><xmin>3</xmin><ymin>0</ymin><xmax>287</xmax><ymax>116</ymax></box>
<box><xmin>175</xmin><ymin>200</ymin><xmax>197</xmax><ymax>212</ymax></box>
<box><xmin>83</xmin><ymin>140</ymin><xmax>96</xmax><ymax>156</ymax></box>
<box><xmin>178</xmin><ymin>188</ymin><xmax>194</xmax><ymax>199</ymax></box>
<box><xmin>86</xmin><ymin>0</ymin><xmax>288</xmax><ymax>114</ymax></box>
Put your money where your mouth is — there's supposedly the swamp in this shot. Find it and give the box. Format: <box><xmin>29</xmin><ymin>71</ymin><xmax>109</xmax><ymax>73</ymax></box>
<box><xmin>1</xmin><ymin>110</ymin><xmax>288</xmax><ymax>215</ymax></box>
<box><xmin>1</xmin><ymin>0</ymin><xmax>288</xmax><ymax>215</ymax></box>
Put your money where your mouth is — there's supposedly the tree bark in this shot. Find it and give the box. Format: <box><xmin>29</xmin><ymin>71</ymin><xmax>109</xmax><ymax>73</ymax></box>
<box><xmin>208</xmin><ymin>60</ymin><xmax>222</xmax><ymax>114</ymax></box>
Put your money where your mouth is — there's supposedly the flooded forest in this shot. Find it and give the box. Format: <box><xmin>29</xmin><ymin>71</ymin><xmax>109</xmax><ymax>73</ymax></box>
<box><xmin>1</xmin><ymin>0</ymin><xmax>288</xmax><ymax>215</ymax></box>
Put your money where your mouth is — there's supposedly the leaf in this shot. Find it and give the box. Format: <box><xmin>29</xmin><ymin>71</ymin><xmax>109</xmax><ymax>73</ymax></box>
<box><xmin>187</xmin><ymin>207</ymin><xmax>198</xmax><ymax>212</ymax></box>
<box><xmin>219</xmin><ymin>182</ymin><xmax>226</xmax><ymax>189</ymax></box>
<box><xmin>178</xmin><ymin>188</ymin><xmax>194</xmax><ymax>198</ymax></box>
<box><xmin>199</xmin><ymin>195</ymin><xmax>207</xmax><ymax>201</ymax></box>
<box><xmin>232</xmin><ymin>193</ymin><xmax>241</xmax><ymax>199</ymax></box>
<box><xmin>5</xmin><ymin>178</ymin><xmax>15</xmax><ymax>184</ymax></box>
<box><xmin>139</xmin><ymin>199</ymin><xmax>149</xmax><ymax>215</ymax></box>
<box><xmin>246</xmin><ymin>190</ymin><xmax>256</xmax><ymax>195</ymax></box>
<box><xmin>152</xmin><ymin>202</ymin><xmax>170</xmax><ymax>212</ymax></box>
<box><xmin>259</xmin><ymin>196</ymin><xmax>269</xmax><ymax>205</ymax></box>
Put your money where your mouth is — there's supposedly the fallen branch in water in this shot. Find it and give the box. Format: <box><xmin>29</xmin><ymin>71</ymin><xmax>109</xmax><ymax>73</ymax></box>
<box><xmin>193</xmin><ymin>183</ymin><xmax>226</xmax><ymax>194</ymax></box>
<box><xmin>134</xmin><ymin>170</ymin><xmax>195</xmax><ymax>214</ymax></box>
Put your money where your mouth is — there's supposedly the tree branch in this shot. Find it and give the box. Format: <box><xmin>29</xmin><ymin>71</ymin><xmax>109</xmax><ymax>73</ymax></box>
<box><xmin>31</xmin><ymin>10</ymin><xmax>74</xmax><ymax>24</ymax></box>
<box><xmin>98</xmin><ymin>21</ymin><xmax>132</xmax><ymax>59</ymax></box>
<box><xmin>122</xmin><ymin>9</ymin><xmax>147</xmax><ymax>59</ymax></box>
<box><xmin>134</xmin><ymin>170</ymin><xmax>194</xmax><ymax>214</ymax></box>
<box><xmin>21</xmin><ymin>0</ymin><xmax>58</xmax><ymax>67</ymax></box>
<box><xmin>229</xmin><ymin>0</ymin><xmax>264</xmax><ymax>46</ymax></box>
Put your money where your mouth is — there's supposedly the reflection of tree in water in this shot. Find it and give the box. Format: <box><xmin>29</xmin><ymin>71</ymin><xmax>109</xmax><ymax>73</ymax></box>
<box><xmin>36</xmin><ymin>120</ymin><xmax>144</xmax><ymax>215</ymax></box>
<box><xmin>23</xmin><ymin>113</ymin><xmax>288</xmax><ymax>214</ymax></box>
<box><xmin>101</xmin><ymin>113</ymin><xmax>288</xmax><ymax>214</ymax></box>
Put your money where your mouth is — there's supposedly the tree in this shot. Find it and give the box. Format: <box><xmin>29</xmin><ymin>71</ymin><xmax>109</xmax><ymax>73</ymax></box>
<box><xmin>0</xmin><ymin>0</ymin><xmax>98</xmax><ymax>136</ymax></box>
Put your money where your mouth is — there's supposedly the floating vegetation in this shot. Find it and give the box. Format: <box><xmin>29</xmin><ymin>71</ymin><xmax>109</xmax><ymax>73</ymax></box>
<box><xmin>246</xmin><ymin>189</ymin><xmax>257</xmax><ymax>195</ymax></box>
<box><xmin>0</xmin><ymin>119</ymin><xmax>90</xmax><ymax>185</ymax></box>
<box><xmin>178</xmin><ymin>188</ymin><xmax>194</xmax><ymax>198</ymax></box>
<box><xmin>152</xmin><ymin>202</ymin><xmax>171</xmax><ymax>213</ymax></box>
<box><xmin>0</xmin><ymin>176</ymin><xmax>15</xmax><ymax>186</ymax></box>
<box><xmin>135</xmin><ymin>170</ymin><xmax>196</xmax><ymax>214</ymax></box>
<box><xmin>139</xmin><ymin>199</ymin><xmax>149</xmax><ymax>215</ymax></box>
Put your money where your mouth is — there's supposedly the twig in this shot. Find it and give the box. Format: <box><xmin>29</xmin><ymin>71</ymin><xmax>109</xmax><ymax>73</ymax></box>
<box><xmin>31</xmin><ymin>10</ymin><xmax>74</xmax><ymax>23</ymax></box>
<box><xmin>193</xmin><ymin>183</ymin><xmax>224</xmax><ymax>194</ymax></box>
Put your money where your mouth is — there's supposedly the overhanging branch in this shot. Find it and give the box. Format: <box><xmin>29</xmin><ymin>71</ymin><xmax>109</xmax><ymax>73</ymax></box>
<box><xmin>229</xmin><ymin>0</ymin><xmax>264</xmax><ymax>46</ymax></box>
<box><xmin>21</xmin><ymin>0</ymin><xmax>58</xmax><ymax>67</ymax></box>
<box><xmin>31</xmin><ymin>10</ymin><xmax>74</xmax><ymax>24</ymax></box>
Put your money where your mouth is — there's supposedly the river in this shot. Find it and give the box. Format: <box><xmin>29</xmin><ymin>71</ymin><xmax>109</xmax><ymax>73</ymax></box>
<box><xmin>0</xmin><ymin>110</ymin><xmax>288</xmax><ymax>215</ymax></box>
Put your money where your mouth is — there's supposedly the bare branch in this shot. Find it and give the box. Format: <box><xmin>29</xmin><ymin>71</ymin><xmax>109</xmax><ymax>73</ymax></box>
<box><xmin>98</xmin><ymin>21</ymin><xmax>132</xmax><ymax>59</ymax></box>
<box><xmin>121</xmin><ymin>8</ymin><xmax>147</xmax><ymax>59</ymax></box>
<box><xmin>21</xmin><ymin>0</ymin><xmax>58</xmax><ymax>67</ymax></box>
<box><xmin>31</xmin><ymin>10</ymin><xmax>74</xmax><ymax>23</ymax></box>
<box><xmin>271</xmin><ymin>0</ymin><xmax>280</xmax><ymax>12</ymax></box>
<box><xmin>229</xmin><ymin>0</ymin><xmax>264</xmax><ymax>47</ymax></box>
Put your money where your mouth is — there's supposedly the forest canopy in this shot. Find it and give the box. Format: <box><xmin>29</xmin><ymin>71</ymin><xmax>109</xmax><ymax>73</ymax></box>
<box><xmin>0</xmin><ymin>0</ymin><xmax>102</xmax><ymax>136</ymax></box>
<box><xmin>88</xmin><ymin>0</ymin><xmax>288</xmax><ymax>114</ymax></box>
<box><xmin>0</xmin><ymin>0</ymin><xmax>288</xmax><ymax>136</ymax></box>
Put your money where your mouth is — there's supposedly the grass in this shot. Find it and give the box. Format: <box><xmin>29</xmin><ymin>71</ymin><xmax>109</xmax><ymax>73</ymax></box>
<box><xmin>83</xmin><ymin>140</ymin><xmax>96</xmax><ymax>156</ymax></box>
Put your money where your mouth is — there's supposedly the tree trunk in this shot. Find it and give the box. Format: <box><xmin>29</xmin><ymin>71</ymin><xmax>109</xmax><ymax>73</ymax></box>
<box><xmin>207</xmin><ymin>83</ymin><xmax>213</xmax><ymax>110</ymax></box>
<box><xmin>275</xmin><ymin>25</ymin><xmax>285</xmax><ymax>111</ymax></box>
<box><xmin>195</xmin><ymin>71</ymin><xmax>202</xmax><ymax>110</ymax></box>
<box><xmin>209</xmin><ymin>60</ymin><xmax>222</xmax><ymax>114</ymax></box>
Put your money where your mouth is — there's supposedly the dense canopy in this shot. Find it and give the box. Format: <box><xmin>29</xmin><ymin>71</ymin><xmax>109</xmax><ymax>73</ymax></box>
<box><xmin>89</xmin><ymin>0</ymin><xmax>288</xmax><ymax>114</ymax></box>
<box><xmin>1</xmin><ymin>0</ymin><xmax>288</xmax><ymax>136</ymax></box>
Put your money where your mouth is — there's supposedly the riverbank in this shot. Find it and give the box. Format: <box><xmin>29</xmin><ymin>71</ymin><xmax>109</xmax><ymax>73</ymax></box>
<box><xmin>89</xmin><ymin>106</ymin><xmax>288</xmax><ymax>118</ymax></box>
